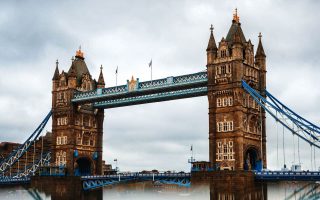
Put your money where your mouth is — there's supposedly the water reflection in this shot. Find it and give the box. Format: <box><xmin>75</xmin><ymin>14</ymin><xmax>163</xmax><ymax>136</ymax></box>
<box><xmin>1</xmin><ymin>179</ymin><xmax>320</xmax><ymax>199</ymax></box>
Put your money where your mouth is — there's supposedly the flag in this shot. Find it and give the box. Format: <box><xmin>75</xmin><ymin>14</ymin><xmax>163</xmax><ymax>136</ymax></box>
<box><xmin>190</xmin><ymin>145</ymin><xmax>193</xmax><ymax>151</ymax></box>
<box><xmin>149</xmin><ymin>59</ymin><xmax>152</xmax><ymax>68</ymax></box>
<box><xmin>114</xmin><ymin>159</ymin><xmax>117</xmax><ymax>162</ymax></box>
<box><xmin>115</xmin><ymin>66</ymin><xmax>118</xmax><ymax>74</ymax></box>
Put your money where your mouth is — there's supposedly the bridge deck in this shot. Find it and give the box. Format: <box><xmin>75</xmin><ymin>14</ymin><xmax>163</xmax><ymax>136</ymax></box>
<box><xmin>255</xmin><ymin>171</ymin><xmax>320</xmax><ymax>181</ymax></box>
<box><xmin>72</xmin><ymin>72</ymin><xmax>208</xmax><ymax>108</ymax></box>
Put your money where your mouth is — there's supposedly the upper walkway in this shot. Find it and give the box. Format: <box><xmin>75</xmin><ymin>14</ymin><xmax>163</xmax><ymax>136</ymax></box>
<box><xmin>72</xmin><ymin>71</ymin><xmax>208</xmax><ymax>108</ymax></box>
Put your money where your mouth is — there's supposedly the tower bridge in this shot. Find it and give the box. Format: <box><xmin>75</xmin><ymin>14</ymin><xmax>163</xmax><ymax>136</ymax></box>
<box><xmin>0</xmin><ymin>10</ymin><xmax>319</xmax><ymax>190</ymax></box>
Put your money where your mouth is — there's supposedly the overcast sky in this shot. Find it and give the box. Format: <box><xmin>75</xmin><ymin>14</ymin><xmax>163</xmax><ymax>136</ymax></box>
<box><xmin>0</xmin><ymin>0</ymin><xmax>319</xmax><ymax>172</ymax></box>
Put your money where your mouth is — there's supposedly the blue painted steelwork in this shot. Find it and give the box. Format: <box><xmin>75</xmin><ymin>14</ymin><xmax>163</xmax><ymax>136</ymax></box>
<box><xmin>12</xmin><ymin>152</ymin><xmax>51</xmax><ymax>178</ymax></box>
<box><xmin>94</xmin><ymin>87</ymin><xmax>208</xmax><ymax>109</ymax></box>
<box><xmin>81</xmin><ymin>173</ymin><xmax>191</xmax><ymax>190</ymax></box>
<box><xmin>0</xmin><ymin>111</ymin><xmax>52</xmax><ymax>174</ymax></box>
<box><xmin>0</xmin><ymin>177</ymin><xmax>30</xmax><ymax>185</ymax></box>
<box><xmin>255</xmin><ymin>171</ymin><xmax>320</xmax><ymax>181</ymax></box>
<box><xmin>72</xmin><ymin>71</ymin><xmax>208</xmax><ymax>107</ymax></box>
<box><xmin>242</xmin><ymin>81</ymin><xmax>320</xmax><ymax>148</ymax></box>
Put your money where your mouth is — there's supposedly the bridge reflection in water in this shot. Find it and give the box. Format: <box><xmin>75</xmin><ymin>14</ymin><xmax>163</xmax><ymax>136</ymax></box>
<box><xmin>2</xmin><ymin>178</ymin><xmax>320</xmax><ymax>199</ymax></box>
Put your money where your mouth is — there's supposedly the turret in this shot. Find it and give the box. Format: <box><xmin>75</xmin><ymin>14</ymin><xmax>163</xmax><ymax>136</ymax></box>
<box><xmin>68</xmin><ymin>58</ymin><xmax>77</xmax><ymax>89</ymax></box>
<box><xmin>231</xmin><ymin>27</ymin><xmax>244</xmax><ymax>60</ymax></box>
<box><xmin>52</xmin><ymin>59</ymin><xmax>60</xmax><ymax>91</ymax></box>
<box><xmin>255</xmin><ymin>33</ymin><xmax>267</xmax><ymax>93</ymax></box>
<box><xmin>206</xmin><ymin>25</ymin><xmax>218</xmax><ymax>64</ymax></box>
<box><xmin>97</xmin><ymin>65</ymin><xmax>105</xmax><ymax>89</ymax></box>
<box><xmin>255</xmin><ymin>32</ymin><xmax>266</xmax><ymax>71</ymax></box>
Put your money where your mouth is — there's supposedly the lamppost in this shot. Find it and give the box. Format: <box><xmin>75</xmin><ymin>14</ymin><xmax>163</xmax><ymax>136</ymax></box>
<box><xmin>188</xmin><ymin>145</ymin><xmax>195</xmax><ymax>171</ymax></box>
<box><xmin>114</xmin><ymin>158</ymin><xmax>118</xmax><ymax>172</ymax></box>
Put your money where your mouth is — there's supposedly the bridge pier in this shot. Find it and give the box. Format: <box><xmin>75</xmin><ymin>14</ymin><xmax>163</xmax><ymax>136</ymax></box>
<box><xmin>31</xmin><ymin>176</ymin><xmax>102</xmax><ymax>199</ymax></box>
<box><xmin>191</xmin><ymin>170</ymin><xmax>255</xmax><ymax>185</ymax></box>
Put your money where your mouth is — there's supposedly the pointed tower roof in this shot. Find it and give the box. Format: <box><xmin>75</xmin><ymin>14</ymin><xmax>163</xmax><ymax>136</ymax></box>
<box><xmin>255</xmin><ymin>32</ymin><xmax>266</xmax><ymax>57</ymax></box>
<box><xmin>97</xmin><ymin>65</ymin><xmax>105</xmax><ymax>86</ymax></box>
<box><xmin>225</xmin><ymin>9</ymin><xmax>246</xmax><ymax>46</ymax></box>
<box><xmin>67</xmin><ymin>48</ymin><xmax>90</xmax><ymax>82</ymax></box>
<box><xmin>52</xmin><ymin>59</ymin><xmax>60</xmax><ymax>80</ymax></box>
<box><xmin>206</xmin><ymin>25</ymin><xmax>217</xmax><ymax>51</ymax></box>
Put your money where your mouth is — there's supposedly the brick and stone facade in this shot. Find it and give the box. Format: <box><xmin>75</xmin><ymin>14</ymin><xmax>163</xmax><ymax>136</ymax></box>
<box><xmin>51</xmin><ymin>49</ymin><xmax>105</xmax><ymax>175</ymax></box>
<box><xmin>207</xmin><ymin>10</ymin><xmax>267</xmax><ymax>170</ymax></box>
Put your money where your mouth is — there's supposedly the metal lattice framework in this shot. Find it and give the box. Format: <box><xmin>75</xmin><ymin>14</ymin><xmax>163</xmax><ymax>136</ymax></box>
<box><xmin>0</xmin><ymin>111</ymin><xmax>52</xmax><ymax>174</ymax></box>
<box><xmin>82</xmin><ymin>173</ymin><xmax>191</xmax><ymax>190</ymax></box>
<box><xmin>12</xmin><ymin>152</ymin><xmax>51</xmax><ymax>178</ymax></box>
<box><xmin>94</xmin><ymin>87</ymin><xmax>208</xmax><ymax>109</ymax></box>
<box><xmin>72</xmin><ymin>71</ymin><xmax>208</xmax><ymax>108</ymax></box>
<box><xmin>242</xmin><ymin>80</ymin><xmax>320</xmax><ymax>148</ymax></box>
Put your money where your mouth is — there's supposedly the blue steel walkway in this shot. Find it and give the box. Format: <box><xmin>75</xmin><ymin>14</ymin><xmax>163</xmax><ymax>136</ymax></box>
<box><xmin>255</xmin><ymin>171</ymin><xmax>320</xmax><ymax>181</ymax></box>
<box><xmin>81</xmin><ymin>173</ymin><xmax>191</xmax><ymax>190</ymax></box>
<box><xmin>72</xmin><ymin>72</ymin><xmax>207</xmax><ymax>109</ymax></box>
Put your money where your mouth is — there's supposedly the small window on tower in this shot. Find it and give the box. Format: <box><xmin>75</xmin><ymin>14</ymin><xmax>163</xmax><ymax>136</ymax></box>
<box><xmin>217</xmin><ymin>98</ymin><xmax>222</xmax><ymax>107</ymax></box>
<box><xmin>221</xmin><ymin>65</ymin><xmax>226</xmax><ymax>74</ymax></box>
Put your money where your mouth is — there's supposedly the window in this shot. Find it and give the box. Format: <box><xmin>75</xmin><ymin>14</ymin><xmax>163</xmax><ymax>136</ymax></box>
<box><xmin>223</xmin><ymin>98</ymin><xmax>228</xmax><ymax>107</ymax></box>
<box><xmin>221</xmin><ymin>65</ymin><xmax>226</xmax><ymax>74</ymax></box>
<box><xmin>221</xmin><ymin>50</ymin><xmax>227</xmax><ymax>58</ymax></box>
<box><xmin>217</xmin><ymin>98</ymin><xmax>222</xmax><ymax>107</ymax></box>
<box><xmin>230</xmin><ymin>121</ymin><xmax>234</xmax><ymax>131</ymax></box>
<box><xmin>227</xmin><ymin>65</ymin><xmax>231</xmax><ymax>73</ymax></box>
<box><xmin>228</xmin><ymin>97</ymin><xmax>233</xmax><ymax>106</ymax></box>
<box><xmin>217</xmin><ymin>122</ymin><xmax>223</xmax><ymax>132</ymax></box>
<box><xmin>223</xmin><ymin>145</ymin><xmax>228</xmax><ymax>153</ymax></box>
<box><xmin>216</xmin><ymin>140</ymin><xmax>235</xmax><ymax>161</ymax></box>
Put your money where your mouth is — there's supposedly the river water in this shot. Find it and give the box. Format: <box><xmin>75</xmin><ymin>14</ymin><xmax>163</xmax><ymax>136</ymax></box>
<box><xmin>0</xmin><ymin>181</ymin><xmax>319</xmax><ymax>199</ymax></box>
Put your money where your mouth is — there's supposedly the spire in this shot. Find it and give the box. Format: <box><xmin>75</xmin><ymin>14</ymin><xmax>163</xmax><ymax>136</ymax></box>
<box><xmin>233</xmin><ymin>26</ymin><xmax>242</xmax><ymax>44</ymax></box>
<box><xmin>52</xmin><ymin>59</ymin><xmax>60</xmax><ymax>80</ymax></box>
<box><xmin>97</xmin><ymin>65</ymin><xmax>105</xmax><ymax>86</ymax></box>
<box><xmin>226</xmin><ymin>9</ymin><xmax>246</xmax><ymax>45</ymax></box>
<box><xmin>75</xmin><ymin>46</ymin><xmax>84</xmax><ymax>60</ymax></box>
<box><xmin>233</xmin><ymin>8</ymin><xmax>240</xmax><ymax>23</ymax></box>
<box><xmin>255</xmin><ymin>32</ymin><xmax>266</xmax><ymax>57</ymax></box>
<box><xmin>206</xmin><ymin>24</ymin><xmax>217</xmax><ymax>51</ymax></box>
<box><xmin>68</xmin><ymin>62</ymin><xmax>77</xmax><ymax>77</ymax></box>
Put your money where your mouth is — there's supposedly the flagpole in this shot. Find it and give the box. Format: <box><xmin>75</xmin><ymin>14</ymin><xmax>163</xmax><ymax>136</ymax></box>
<box><xmin>151</xmin><ymin>64</ymin><xmax>152</xmax><ymax>82</ymax></box>
<box><xmin>116</xmin><ymin>66</ymin><xmax>118</xmax><ymax>87</ymax></box>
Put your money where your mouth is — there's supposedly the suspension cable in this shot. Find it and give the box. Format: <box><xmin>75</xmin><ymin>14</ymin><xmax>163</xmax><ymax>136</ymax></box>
<box><xmin>298</xmin><ymin>137</ymin><xmax>301</xmax><ymax>166</ymax></box>
<box><xmin>259</xmin><ymin>100</ymin><xmax>263</xmax><ymax>166</ymax></box>
<box><xmin>25</xmin><ymin>151</ymin><xmax>28</xmax><ymax>172</ymax></box>
<box><xmin>18</xmin><ymin>159</ymin><xmax>20</xmax><ymax>175</ymax></box>
<box><xmin>310</xmin><ymin>145</ymin><xmax>313</xmax><ymax>171</ymax></box>
<box><xmin>314</xmin><ymin>144</ymin><xmax>316</xmax><ymax>170</ymax></box>
<box><xmin>293</xmin><ymin>133</ymin><xmax>296</xmax><ymax>165</ymax></box>
<box><xmin>41</xmin><ymin>135</ymin><xmax>44</xmax><ymax>166</ymax></box>
<box><xmin>283</xmin><ymin>126</ymin><xmax>286</xmax><ymax>169</ymax></box>
<box><xmin>276</xmin><ymin>111</ymin><xmax>279</xmax><ymax>169</ymax></box>
<box><xmin>33</xmin><ymin>140</ymin><xmax>35</xmax><ymax>166</ymax></box>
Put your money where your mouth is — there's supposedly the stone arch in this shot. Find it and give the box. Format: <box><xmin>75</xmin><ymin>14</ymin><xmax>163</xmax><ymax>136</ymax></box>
<box><xmin>244</xmin><ymin>145</ymin><xmax>260</xmax><ymax>171</ymax></box>
<box><xmin>74</xmin><ymin>156</ymin><xmax>95</xmax><ymax>176</ymax></box>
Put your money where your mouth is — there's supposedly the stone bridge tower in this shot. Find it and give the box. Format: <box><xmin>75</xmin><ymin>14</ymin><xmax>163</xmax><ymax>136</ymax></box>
<box><xmin>51</xmin><ymin>49</ymin><xmax>105</xmax><ymax>175</ymax></box>
<box><xmin>207</xmin><ymin>10</ymin><xmax>267</xmax><ymax>170</ymax></box>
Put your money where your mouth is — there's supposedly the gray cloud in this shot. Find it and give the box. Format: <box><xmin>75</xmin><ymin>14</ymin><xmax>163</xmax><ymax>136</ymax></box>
<box><xmin>0</xmin><ymin>0</ymin><xmax>319</xmax><ymax>171</ymax></box>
